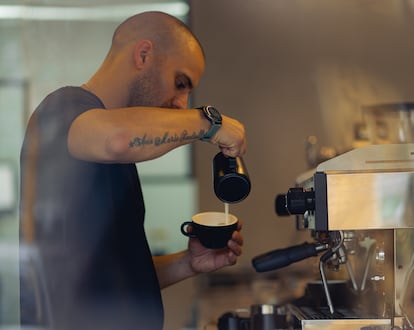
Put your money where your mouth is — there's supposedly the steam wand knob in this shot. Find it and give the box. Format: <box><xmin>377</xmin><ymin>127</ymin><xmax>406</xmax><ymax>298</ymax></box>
<box><xmin>275</xmin><ymin>187</ymin><xmax>315</xmax><ymax>216</ymax></box>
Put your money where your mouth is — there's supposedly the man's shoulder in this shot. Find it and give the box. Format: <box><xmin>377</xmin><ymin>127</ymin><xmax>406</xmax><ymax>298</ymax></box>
<box><xmin>36</xmin><ymin>86</ymin><xmax>104</xmax><ymax>116</ymax></box>
<box><xmin>46</xmin><ymin>86</ymin><xmax>97</xmax><ymax>103</ymax></box>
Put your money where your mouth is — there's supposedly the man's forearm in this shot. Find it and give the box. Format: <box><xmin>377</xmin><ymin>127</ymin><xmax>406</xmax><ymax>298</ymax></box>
<box><xmin>68</xmin><ymin>107</ymin><xmax>208</xmax><ymax>163</ymax></box>
<box><xmin>153</xmin><ymin>250</ymin><xmax>197</xmax><ymax>289</ymax></box>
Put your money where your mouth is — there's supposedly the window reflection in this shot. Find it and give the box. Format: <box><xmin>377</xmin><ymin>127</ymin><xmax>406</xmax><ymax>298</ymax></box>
<box><xmin>0</xmin><ymin>2</ymin><xmax>191</xmax><ymax>328</ymax></box>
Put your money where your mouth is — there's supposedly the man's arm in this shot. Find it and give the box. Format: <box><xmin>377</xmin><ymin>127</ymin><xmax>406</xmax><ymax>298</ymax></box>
<box><xmin>68</xmin><ymin>107</ymin><xmax>207</xmax><ymax>163</ymax></box>
<box><xmin>68</xmin><ymin>106</ymin><xmax>246</xmax><ymax>163</ymax></box>
<box><xmin>154</xmin><ymin>227</ymin><xmax>243</xmax><ymax>289</ymax></box>
<box><xmin>153</xmin><ymin>251</ymin><xmax>195</xmax><ymax>289</ymax></box>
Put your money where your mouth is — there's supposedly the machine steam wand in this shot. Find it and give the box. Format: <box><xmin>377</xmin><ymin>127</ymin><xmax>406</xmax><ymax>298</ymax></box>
<box><xmin>318</xmin><ymin>230</ymin><xmax>345</xmax><ymax>315</ymax></box>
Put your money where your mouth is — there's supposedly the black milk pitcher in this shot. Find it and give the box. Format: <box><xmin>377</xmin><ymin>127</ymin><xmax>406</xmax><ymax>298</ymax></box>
<box><xmin>213</xmin><ymin>152</ymin><xmax>251</xmax><ymax>203</ymax></box>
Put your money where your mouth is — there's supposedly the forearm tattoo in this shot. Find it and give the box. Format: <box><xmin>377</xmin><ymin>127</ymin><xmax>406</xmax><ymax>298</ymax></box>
<box><xmin>129</xmin><ymin>129</ymin><xmax>206</xmax><ymax>148</ymax></box>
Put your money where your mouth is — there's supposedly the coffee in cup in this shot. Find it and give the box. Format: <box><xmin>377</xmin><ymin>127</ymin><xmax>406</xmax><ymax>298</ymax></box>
<box><xmin>180</xmin><ymin>212</ymin><xmax>238</xmax><ymax>249</ymax></box>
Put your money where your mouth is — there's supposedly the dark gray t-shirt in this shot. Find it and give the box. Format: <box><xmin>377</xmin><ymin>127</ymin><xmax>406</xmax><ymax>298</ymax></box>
<box><xmin>20</xmin><ymin>87</ymin><xmax>163</xmax><ymax>330</ymax></box>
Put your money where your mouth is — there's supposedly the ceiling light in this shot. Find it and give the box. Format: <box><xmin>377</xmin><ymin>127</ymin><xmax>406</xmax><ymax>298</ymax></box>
<box><xmin>0</xmin><ymin>2</ymin><xmax>189</xmax><ymax>21</ymax></box>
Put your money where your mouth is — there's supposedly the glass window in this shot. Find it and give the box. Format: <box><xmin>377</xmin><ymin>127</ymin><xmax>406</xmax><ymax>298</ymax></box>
<box><xmin>0</xmin><ymin>1</ymin><xmax>192</xmax><ymax>327</ymax></box>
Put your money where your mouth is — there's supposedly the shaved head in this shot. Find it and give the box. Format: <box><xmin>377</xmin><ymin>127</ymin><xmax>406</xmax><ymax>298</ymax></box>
<box><xmin>88</xmin><ymin>11</ymin><xmax>206</xmax><ymax>109</ymax></box>
<box><xmin>109</xmin><ymin>11</ymin><xmax>204</xmax><ymax>60</ymax></box>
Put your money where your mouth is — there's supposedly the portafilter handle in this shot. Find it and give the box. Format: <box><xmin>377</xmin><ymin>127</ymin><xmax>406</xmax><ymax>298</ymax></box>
<box><xmin>252</xmin><ymin>242</ymin><xmax>329</xmax><ymax>272</ymax></box>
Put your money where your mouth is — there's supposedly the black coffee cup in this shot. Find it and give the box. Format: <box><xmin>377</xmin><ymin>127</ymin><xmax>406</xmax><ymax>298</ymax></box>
<box><xmin>180</xmin><ymin>212</ymin><xmax>238</xmax><ymax>249</ymax></box>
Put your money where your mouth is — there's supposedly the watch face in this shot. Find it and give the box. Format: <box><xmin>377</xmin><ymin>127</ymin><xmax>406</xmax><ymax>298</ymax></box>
<box><xmin>199</xmin><ymin>105</ymin><xmax>222</xmax><ymax>141</ymax></box>
<box><xmin>205</xmin><ymin>106</ymin><xmax>222</xmax><ymax>124</ymax></box>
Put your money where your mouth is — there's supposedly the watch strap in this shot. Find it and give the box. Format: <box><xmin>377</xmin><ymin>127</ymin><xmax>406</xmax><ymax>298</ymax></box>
<box><xmin>197</xmin><ymin>105</ymin><xmax>222</xmax><ymax>141</ymax></box>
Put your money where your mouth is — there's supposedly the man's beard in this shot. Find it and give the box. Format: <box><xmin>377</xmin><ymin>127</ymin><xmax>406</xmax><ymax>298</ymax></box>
<box><xmin>127</xmin><ymin>67</ymin><xmax>166</xmax><ymax>108</ymax></box>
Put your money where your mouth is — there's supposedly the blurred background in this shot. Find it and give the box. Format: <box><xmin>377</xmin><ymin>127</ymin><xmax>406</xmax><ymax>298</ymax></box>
<box><xmin>1</xmin><ymin>0</ymin><xmax>414</xmax><ymax>329</ymax></box>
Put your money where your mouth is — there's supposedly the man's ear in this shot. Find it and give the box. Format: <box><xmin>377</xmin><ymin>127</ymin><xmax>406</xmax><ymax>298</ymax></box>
<box><xmin>133</xmin><ymin>40</ymin><xmax>153</xmax><ymax>68</ymax></box>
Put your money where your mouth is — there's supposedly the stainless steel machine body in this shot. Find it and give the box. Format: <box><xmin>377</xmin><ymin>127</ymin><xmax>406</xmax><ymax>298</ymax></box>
<box><xmin>298</xmin><ymin>143</ymin><xmax>414</xmax><ymax>231</ymax></box>
<box><xmin>252</xmin><ymin>143</ymin><xmax>414</xmax><ymax>329</ymax></box>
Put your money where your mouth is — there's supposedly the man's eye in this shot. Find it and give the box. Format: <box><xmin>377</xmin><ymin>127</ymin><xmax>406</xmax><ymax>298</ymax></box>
<box><xmin>176</xmin><ymin>79</ymin><xmax>186</xmax><ymax>89</ymax></box>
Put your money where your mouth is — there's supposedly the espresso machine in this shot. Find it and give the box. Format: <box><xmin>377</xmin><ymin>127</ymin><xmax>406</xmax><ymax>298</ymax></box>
<box><xmin>250</xmin><ymin>143</ymin><xmax>414</xmax><ymax>329</ymax></box>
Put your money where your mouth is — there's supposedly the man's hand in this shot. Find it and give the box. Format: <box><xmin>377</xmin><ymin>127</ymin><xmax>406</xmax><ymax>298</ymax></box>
<box><xmin>210</xmin><ymin>116</ymin><xmax>247</xmax><ymax>158</ymax></box>
<box><xmin>188</xmin><ymin>220</ymin><xmax>244</xmax><ymax>273</ymax></box>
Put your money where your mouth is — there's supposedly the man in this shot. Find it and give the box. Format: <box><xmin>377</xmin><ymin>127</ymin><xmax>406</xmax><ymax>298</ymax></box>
<box><xmin>19</xmin><ymin>11</ymin><xmax>246</xmax><ymax>330</ymax></box>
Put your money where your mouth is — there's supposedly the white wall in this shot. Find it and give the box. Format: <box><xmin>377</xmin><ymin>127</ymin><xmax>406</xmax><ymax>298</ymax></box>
<box><xmin>191</xmin><ymin>0</ymin><xmax>414</xmax><ymax>268</ymax></box>
<box><xmin>176</xmin><ymin>3</ymin><xmax>414</xmax><ymax>326</ymax></box>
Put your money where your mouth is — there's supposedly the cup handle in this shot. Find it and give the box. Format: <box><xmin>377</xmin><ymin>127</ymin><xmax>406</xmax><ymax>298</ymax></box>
<box><xmin>180</xmin><ymin>221</ymin><xmax>197</xmax><ymax>238</ymax></box>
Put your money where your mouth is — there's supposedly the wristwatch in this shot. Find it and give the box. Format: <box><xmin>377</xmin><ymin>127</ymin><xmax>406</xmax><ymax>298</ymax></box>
<box><xmin>197</xmin><ymin>105</ymin><xmax>222</xmax><ymax>141</ymax></box>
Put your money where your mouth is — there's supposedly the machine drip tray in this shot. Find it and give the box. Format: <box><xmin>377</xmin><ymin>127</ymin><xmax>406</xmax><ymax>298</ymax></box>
<box><xmin>295</xmin><ymin>306</ymin><xmax>378</xmax><ymax>320</ymax></box>
<box><xmin>289</xmin><ymin>305</ymin><xmax>392</xmax><ymax>330</ymax></box>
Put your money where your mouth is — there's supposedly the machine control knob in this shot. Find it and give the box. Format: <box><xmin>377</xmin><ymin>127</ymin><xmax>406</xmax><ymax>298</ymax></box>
<box><xmin>370</xmin><ymin>275</ymin><xmax>385</xmax><ymax>281</ymax></box>
<box><xmin>275</xmin><ymin>187</ymin><xmax>315</xmax><ymax>216</ymax></box>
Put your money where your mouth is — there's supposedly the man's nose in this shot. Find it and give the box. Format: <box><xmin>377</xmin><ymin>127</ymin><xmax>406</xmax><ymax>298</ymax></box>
<box><xmin>171</xmin><ymin>94</ymin><xmax>189</xmax><ymax>109</ymax></box>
